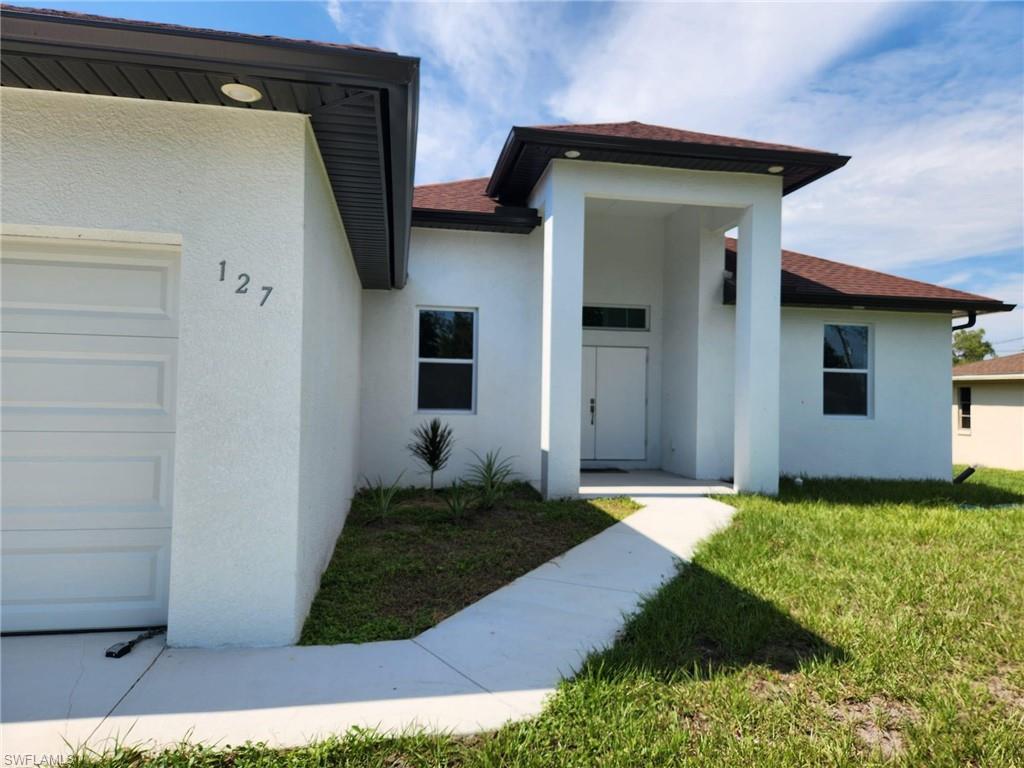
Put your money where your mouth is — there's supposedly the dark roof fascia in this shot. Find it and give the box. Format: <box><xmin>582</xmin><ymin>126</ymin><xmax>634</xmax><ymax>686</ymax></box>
<box><xmin>0</xmin><ymin>6</ymin><xmax>417</xmax><ymax>86</ymax></box>
<box><xmin>486</xmin><ymin>126</ymin><xmax>851</xmax><ymax>201</ymax></box>
<box><xmin>723</xmin><ymin>279</ymin><xmax>1016</xmax><ymax>316</ymax></box>
<box><xmin>1</xmin><ymin>6</ymin><xmax>419</xmax><ymax>289</ymax></box>
<box><xmin>411</xmin><ymin>207</ymin><xmax>541</xmax><ymax>234</ymax></box>
<box><xmin>382</xmin><ymin>73</ymin><xmax>419</xmax><ymax>288</ymax></box>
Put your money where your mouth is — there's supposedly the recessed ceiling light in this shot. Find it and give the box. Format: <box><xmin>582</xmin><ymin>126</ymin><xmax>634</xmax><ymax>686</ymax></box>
<box><xmin>564</xmin><ymin>150</ymin><xmax>581</xmax><ymax>159</ymax></box>
<box><xmin>768</xmin><ymin>165</ymin><xmax>785</xmax><ymax>174</ymax></box>
<box><xmin>221</xmin><ymin>83</ymin><xmax>263</xmax><ymax>104</ymax></box>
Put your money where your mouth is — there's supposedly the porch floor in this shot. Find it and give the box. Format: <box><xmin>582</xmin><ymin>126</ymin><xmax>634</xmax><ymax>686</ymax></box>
<box><xmin>2</xmin><ymin>471</ymin><xmax>734</xmax><ymax>761</ymax></box>
<box><xmin>580</xmin><ymin>469</ymin><xmax>735</xmax><ymax>498</ymax></box>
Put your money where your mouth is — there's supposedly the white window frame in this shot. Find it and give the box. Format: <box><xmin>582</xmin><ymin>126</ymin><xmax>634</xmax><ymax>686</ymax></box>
<box><xmin>957</xmin><ymin>385</ymin><xmax>972</xmax><ymax>434</ymax></box>
<box><xmin>822</xmin><ymin>322</ymin><xmax>873</xmax><ymax>419</ymax></box>
<box><xmin>582</xmin><ymin>303</ymin><xmax>651</xmax><ymax>332</ymax></box>
<box><xmin>415</xmin><ymin>306</ymin><xmax>478</xmax><ymax>414</ymax></box>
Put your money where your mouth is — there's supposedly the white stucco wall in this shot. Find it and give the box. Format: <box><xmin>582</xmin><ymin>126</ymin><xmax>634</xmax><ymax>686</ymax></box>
<box><xmin>952</xmin><ymin>381</ymin><xmax>1024</xmax><ymax>470</ymax></box>
<box><xmin>660</xmin><ymin>210</ymin><xmax>737</xmax><ymax>481</ymax></box>
<box><xmin>2</xmin><ymin>88</ymin><xmax>358</xmax><ymax>646</ymax></box>
<box><xmin>358</xmin><ymin>214</ymin><xmax>953</xmax><ymax>488</ymax></box>
<box><xmin>582</xmin><ymin>209</ymin><xmax>665</xmax><ymax>469</ymax></box>
<box><xmin>660</xmin><ymin>209</ymin><xmax>701</xmax><ymax>476</ymax></box>
<box><xmin>779</xmin><ymin>308</ymin><xmax>952</xmax><ymax>479</ymax></box>
<box><xmin>295</xmin><ymin>127</ymin><xmax>363</xmax><ymax>635</ymax></box>
<box><xmin>360</xmin><ymin>227</ymin><xmax>543</xmax><ymax>488</ymax></box>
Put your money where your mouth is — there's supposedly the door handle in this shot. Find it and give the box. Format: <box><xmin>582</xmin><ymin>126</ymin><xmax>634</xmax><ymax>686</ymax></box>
<box><xmin>589</xmin><ymin>398</ymin><xmax>596</xmax><ymax>425</ymax></box>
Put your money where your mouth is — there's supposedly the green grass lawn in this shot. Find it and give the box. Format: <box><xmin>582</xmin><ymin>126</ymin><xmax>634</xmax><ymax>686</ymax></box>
<box><xmin>300</xmin><ymin>483</ymin><xmax>638</xmax><ymax>644</ymax></box>
<box><xmin>78</xmin><ymin>468</ymin><xmax>1024</xmax><ymax>767</ymax></box>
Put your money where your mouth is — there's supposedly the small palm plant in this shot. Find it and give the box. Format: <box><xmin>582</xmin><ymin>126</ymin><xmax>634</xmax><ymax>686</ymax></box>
<box><xmin>443</xmin><ymin>479</ymin><xmax>473</xmax><ymax>519</ymax></box>
<box><xmin>466</xmin><ymin>449</ymin><xmax>516</xmax><ymax>510</ymax></box>
<box><xmin>407</xmin><ymin>418</ymin><xmax>454</xmax><ymax>491</ymax></box>
<box><xmin>358</xmin><ymin>473</ymin><xmax>404</xmax><ymax>522</ymax></box>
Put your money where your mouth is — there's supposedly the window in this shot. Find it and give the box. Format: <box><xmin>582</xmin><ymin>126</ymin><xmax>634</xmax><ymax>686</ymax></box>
<box><xmin>417</xmin><ymin>308</ymin><xmax>476</xmax><ymax>411</ymax></box>
<box><xmin>958</xmin><ymin>386</ymin><xmax>972</xmax><ymax>431</ymax></box>
<box><xmin>823</xmin><ymin>324</ymin><xmax>870</xmax><ymax>416</ymax></box>
<box><xmin>582</xmin><ymin>305</ymin><xmax>648</xmax><ymax>330</ymax></box>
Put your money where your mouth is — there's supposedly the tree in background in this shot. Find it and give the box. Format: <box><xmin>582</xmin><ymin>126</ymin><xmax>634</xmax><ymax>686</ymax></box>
<box><xmin>952</xmin><ymin>328</ymin><xmax>996</xmax><ymax>365</ymax></box>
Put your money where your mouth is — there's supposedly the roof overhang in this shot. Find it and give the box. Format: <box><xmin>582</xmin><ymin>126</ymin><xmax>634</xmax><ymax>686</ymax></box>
<box><xmin>722</xmin><ymin>278</ymin><xmax>1015</xmax><ymax>317</ymax></box>
<box><xmin>485</xmin><ymin>126</ymin><xmax>851</xmax><ymax>204</ymax></box>
<box><xmin>0</xmin><ymin>5</ymin><xmax>419</xmax><ymax>289</ymax></box>
<box><xmin>411</xmin><ymin>206</ymin><xmax>541</xmax><ymax>234</ymax></box>
<box><xmin>952</xmin><ymin>373</ymin><xmax>1024</xmax><ymax>382</ymax></box>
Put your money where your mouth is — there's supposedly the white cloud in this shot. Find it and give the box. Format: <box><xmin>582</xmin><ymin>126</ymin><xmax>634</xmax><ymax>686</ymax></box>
<box><xmin>411</xmin><ymin>83</ymin><xmax>510</xmax><ymax>183</ymax></box>
<box><xmin>324</xmin><ymin>0</ymin><xmax>343</xmax><ymax>31</ymax></box>
<box><xmin>383</xmin><ymin>3</ymin><xmax>554</xmax><ymax>112</ymax></box>
<box><xmin>377</xmin><ymin>2</ymin><xmax>574</xmax><ymax>183</ymax></box>
<box><xmin>549</xmin><ymin>3</ymin><xmax>899</xmax><ymax>137</ymax></box>
<box><xmin>375</xmin><ymin>1</ymin><xmax>1021</xmax><ymax>308</ymax></box>
<box><xmin>782</xmin><ymin>102</ymin><xmax>1023</xmax><ymax>271</ymax></box>
<box><xmin>550</xmin><ymin>2</ymin><xmax>1023</xmax><ymax>284</ymax></box>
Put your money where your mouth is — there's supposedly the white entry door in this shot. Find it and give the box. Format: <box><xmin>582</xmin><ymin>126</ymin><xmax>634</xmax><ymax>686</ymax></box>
<box><xmin>580</xmin><ymin>346</ymin><xmax>647</xmax><ymax>461</ymax></box>
<box><xmin>1</xmin><ymin>227</ymin><xmax>179</xmax><ymax>632</ymax></box>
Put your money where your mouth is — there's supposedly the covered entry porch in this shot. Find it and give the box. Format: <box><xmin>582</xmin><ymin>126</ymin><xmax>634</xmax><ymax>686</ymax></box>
<box><xmin>532</xmin><ymin>159</ymin><xmax>784</xmax><ymax>498</ymax></box>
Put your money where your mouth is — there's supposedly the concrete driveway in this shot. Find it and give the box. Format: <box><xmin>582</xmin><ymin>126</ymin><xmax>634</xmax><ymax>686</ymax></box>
<box><xmin>2</xmin><ymin>472</ymin><xmax>734</xmax><ymax>763</ymax></box>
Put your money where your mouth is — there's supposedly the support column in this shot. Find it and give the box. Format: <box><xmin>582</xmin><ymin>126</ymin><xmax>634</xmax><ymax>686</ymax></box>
<box><xmin>539</xmin><ymin>176</ymin><xmax>585</xmax><ymax>498</ymax></box>
<box><xmin>733</xmin><ymin>197</ymin><xmax>782</xmax><ymax>494</ymax></box>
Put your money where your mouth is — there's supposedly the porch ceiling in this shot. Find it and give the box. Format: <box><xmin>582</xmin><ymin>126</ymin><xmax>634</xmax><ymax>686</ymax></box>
<box><xmin>586</xmin><ymin>198</ymin><xmax>686</xmax><ymax>219</ymax></box>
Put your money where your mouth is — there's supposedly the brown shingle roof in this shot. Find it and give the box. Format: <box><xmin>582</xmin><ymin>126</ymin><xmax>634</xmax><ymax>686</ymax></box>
<box><xmin>953</xmin><ymin>352</ymin><xmax>1024</xmax><ymax>377</ymax></box>
<box><xmin>535</xmin><ymin>121</ymin><xmax>828</xmax><ymax>155</ymax></box>
<box><xmin>413</xmin><ymin>177</ymin><xmax>498</xmax><ymax>213</ymax></box>
<box><xmin>410</xmin><ymin>178</ymin><xmax>1012</xmax><ymax>313</ymax></box>
<box><xmin>487</xmin><ymin>122</ymin><xmax>849</xmax><ymax>202</ymax></box>
<box><xmin>723</xmin><ymin>238</ymin><xmax>1002</xmax><ymax>306</ymax></box>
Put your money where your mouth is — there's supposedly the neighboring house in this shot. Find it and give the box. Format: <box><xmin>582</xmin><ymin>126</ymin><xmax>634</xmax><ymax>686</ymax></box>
<box><xmin>0</xmin><ymin>7</ymin><xmax>1014</xmax><ymax>647</ymax></box>
<box><xmin>952</xmin><ymin>353</ymin><xmax>1024</xmax><ymax>470</ymax></box>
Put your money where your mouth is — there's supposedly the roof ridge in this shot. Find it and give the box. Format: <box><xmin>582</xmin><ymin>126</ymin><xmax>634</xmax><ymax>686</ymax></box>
<box><xmin>531</xmin><ymin>120</ymin><xmax>831</xmax><ymax>155</ymax></box>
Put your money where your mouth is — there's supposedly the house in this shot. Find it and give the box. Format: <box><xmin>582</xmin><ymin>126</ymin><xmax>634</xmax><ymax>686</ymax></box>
<box><xmin>952</xmin><ymin>353</ymin><xmax>1024</xmax><ymax>470</ymax></box>
<box><xmin>0</xmin><ymin>6</ymin><xmax>1014</xmax><ymax>648</ymax></box>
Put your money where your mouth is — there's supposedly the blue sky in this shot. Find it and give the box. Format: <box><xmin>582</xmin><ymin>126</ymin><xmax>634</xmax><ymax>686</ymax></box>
<box><xmin>13</xmin><ymin>1</ymin><xmax>1024</xmax><ymax>351</ymax></box>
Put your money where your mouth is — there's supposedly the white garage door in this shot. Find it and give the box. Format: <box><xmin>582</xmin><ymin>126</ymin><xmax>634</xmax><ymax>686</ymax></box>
<box><xmin>1</xmin><ymin>226</ymin><xmax>180</xmax><ymax>632</ymax></box>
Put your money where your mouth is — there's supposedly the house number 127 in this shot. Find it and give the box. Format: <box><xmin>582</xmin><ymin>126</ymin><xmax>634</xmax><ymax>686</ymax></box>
<box><xmin>219</xmin><ymin>260</ymin><xmax>273</xmax><ymax>306</ymax></box>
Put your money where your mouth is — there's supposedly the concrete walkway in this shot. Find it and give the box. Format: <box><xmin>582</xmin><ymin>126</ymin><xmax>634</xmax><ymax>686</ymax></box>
<box><xmin>1</xmin><ymin>472</ymin><xmax>734</xmax><ymax>761</ymax></box>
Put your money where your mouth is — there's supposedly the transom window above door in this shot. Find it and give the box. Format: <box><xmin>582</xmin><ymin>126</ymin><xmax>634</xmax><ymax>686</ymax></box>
<box><xmin>417</xmin><ymin>308</ymin><xmax>476</xmax><ymax>412</ymax></box>
<box><xmin>582</xmin><ymin>305</ymin><xmax>649</xmax><ymax>331</ymax></box>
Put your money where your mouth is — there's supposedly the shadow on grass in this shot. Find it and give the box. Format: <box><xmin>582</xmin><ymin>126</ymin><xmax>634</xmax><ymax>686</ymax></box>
<box><xmin>585</xmin><ymin>561</ymin><xmax>846</xmax><ymax>681</ymax></box>
<box><xmin>776</xmin><ymin>475</ymin><xmax>1023</xmax><ymax>508</ymax></box>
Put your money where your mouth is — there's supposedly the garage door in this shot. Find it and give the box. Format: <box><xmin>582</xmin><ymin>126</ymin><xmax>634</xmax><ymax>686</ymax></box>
<box><xmin>1</xmin><ymin>226</ymin><xmax>180</xmax><ymax>632</ymax></box>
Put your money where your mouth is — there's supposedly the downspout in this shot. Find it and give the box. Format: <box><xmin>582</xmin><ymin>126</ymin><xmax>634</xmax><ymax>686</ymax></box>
<box><xmin>952</xmin><ymin>310</ymin><xmax>977</xmax><ymax>331</ymax></box>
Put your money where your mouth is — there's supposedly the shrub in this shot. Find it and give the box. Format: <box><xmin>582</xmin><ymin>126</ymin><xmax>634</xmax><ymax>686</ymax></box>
<box><xmin>466</xmin><ymin>449</ymin><xmax>516</xmax><ymax>510</ymax></box>
<box><xmin>358</xmin><ymin>473</ymin><xmax>404</xmax><ymax>522</ymax></box>
<box><xmin>407</xmin><ymin>418</ymin><xmax>454</xmax><ymax>491</ymax></box>
<box><xmin>443</xmin><ymin>480</ymin><xmax>474</xmax><ymax>519</ymax></box>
